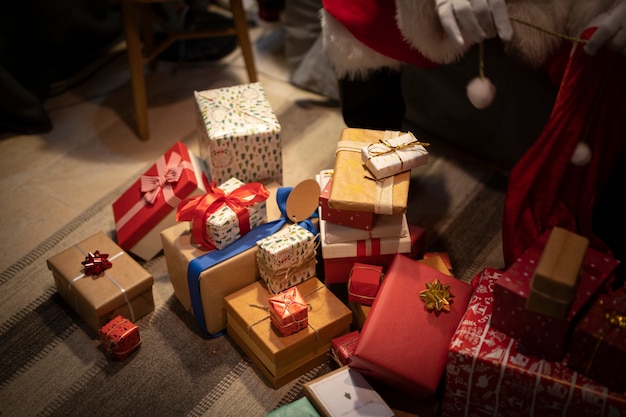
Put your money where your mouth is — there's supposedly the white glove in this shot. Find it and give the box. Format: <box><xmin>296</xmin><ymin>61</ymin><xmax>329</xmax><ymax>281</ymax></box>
<box><xmin>584</xmin><ymin>0</ymin><xmax>626</xmax><ymax>56</ymax></box>
<box><xmin>435</xmin><ymin>0</ymin><xmax>513</xmax><ymax>48</ymax></box>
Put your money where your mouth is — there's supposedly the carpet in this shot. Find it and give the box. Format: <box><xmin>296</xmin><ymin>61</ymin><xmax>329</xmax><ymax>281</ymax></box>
<box><xmin>0</xmin><ymin>139</ymin><xmax>508</xmax><ymax>417</ymax></box>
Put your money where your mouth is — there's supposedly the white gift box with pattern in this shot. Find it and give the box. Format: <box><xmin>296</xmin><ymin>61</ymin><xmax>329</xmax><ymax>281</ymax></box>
<box><xmin>361</xmin><ymin>132</ymin><xmax>429</xmax><ymax>179</ymax></box>
<box><xmin>194</xmin><ymin>82</ymin><xmax>282</xmax><ymax>185</ymax></box>
<box><xmin>256</xmin><ymin>223</ymin><xmax>317</xmax><ymax>294</ymax></box>
<box><xmin>203</xmin><ymin>177</ymin><xmax>268</xmax><ymax>250</ymax></box>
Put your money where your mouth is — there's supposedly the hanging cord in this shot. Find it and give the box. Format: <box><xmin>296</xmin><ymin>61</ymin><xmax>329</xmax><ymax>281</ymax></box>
<box><xmin>509</xmin><ymin>17</ymin><xmax>588</xmax><ymax>45</ymax></box>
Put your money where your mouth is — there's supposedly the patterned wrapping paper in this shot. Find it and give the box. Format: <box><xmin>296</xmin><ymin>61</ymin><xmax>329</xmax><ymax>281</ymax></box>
<box><xmin>443</xmin><ymin>268</ymin><xmax>626</xmax><ymax>417</ymax></box>
<box><xmin>567</xmin><ymin>289</ymin><xmax>626</xmax><ymax>393</ymax></box>
<box><xmin>256</xmin><ymin>223</ymin><xmax>317</xmax><ymax>293</ymax></box>
<box><xmin>361</xmin><ymin>131</ymin><xmax>429</xmax><ymax>179</ymax></box>
<box><xmin>112</xmin><ymin>140</ymin><xmax>209</xmax><ymax>261</ymax></box>
<box><xmin>99</xmin><ymin>315</ymin><xmax>141</xmax><ymax>361</ymax></box>
<box><xmin>491</xmin><ymin>231</ymin><xmax>619</xmax><ymax>361</ymax></box>
<box><xmin>47</xmin><ymin>232</ymin><xmax>155</xmax><ymax>332</ymax></box>
<box><xmin>194</xmin><ymin>82</ymin><xmax>282</xmax><ymax>185</ymax></box>
<box><xmin>330</xmin><ymin>330</ymin><xmax>360</xmax><ymax>366</ymax></box>
<box><xmin>268</xmin><ymin>286</ymin><xmax>309</xmax><ymax>337</ymax></box>
<box><xmin>329</xmin><ymin>128</ymin><xmax>411</xmax><ymax>216</ymax></box>
<box><xmin>205</xmin><ymin>177</ymin><xmax>268</xmax><ymax>249</ymax></box>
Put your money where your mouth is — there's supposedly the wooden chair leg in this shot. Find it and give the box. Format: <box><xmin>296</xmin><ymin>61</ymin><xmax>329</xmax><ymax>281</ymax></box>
<box><xmin>230</xmin><ymin>0</ymin><xmax>258</xmax><ymax>83</ymax></box>
<box><xmin>122</xmin><ymin>0</ymin><xmax>150</xmax><ymax>141</ymax></box>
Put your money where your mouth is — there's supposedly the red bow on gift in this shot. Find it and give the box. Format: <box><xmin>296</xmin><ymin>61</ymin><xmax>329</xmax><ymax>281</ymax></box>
<box><xmin>140</xmin><ymin>152</ymin><xmax>185</xmax><ymax>205</ymax></box>
<box><xmin>176</xmin><ymin>181</ymin><xmax>270</xmax><ymax>250</ymax></box>
<box><xmin>81</xmin><ymin>250</ymin><xmax>112</xmax><ymax>276</ymax></box>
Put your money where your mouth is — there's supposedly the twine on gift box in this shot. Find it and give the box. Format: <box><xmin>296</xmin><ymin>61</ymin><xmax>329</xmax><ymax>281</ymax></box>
<box><xmin>247</xmin><ymin>285</ymin><xmax>326</xmax><ymax>338</ymax></box>
<box><xmin>69</xmin><ymin>247</ymin><xmax>136</xmax><ymax>322</ymax></box>
<box><xmin>103</xmin><ymin>317</ymin><xmax>142</xmax><ymax>358</ymax></box>
<box><xmin>347</xmin><ymin>264</ymin><xmax>384</xmax><ymax>303</ymax></box>
<box><xmin>364</xmin><ymin>135</ymin><xmax>429</xmax><ymax>180</ymax></box>
<box><xmin>257</xmin><ymin>237</ymin><xmax>320</xmax><ymax>292</ymax></box>
<box><xmin>329</xmin><ymin>332</ymin><xmax>360</xmax><ymax>367</ymax></box>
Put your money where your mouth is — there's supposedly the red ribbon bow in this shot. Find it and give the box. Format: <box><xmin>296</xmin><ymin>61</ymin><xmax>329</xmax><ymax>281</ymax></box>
<box><xmin>81</xmin><ymin>250</ymin><xmax>112</xmax><ymax>276</ymax></box>
<box><xmin>176</xmin><ymin>181</ymin><xmax>270</xmax><ymax>250</ymax></box>
<box><xmin>140</xmin><ymin>152</ymin><xmax>184</xmax><ymax>205</ymax></box>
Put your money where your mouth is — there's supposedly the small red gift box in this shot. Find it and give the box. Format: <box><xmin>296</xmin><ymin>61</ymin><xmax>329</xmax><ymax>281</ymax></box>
<box><xmin>443</xmin><ymin>268</ymin><xmax>626</xmax><ymax>417</ymax></box>
<box><xmin>349</xmin><ymin>253</ymin><xmax>474</xmax><ymax>398</ymax></box>
<box><xmin>330</xmin><ymin>330</ymin><xmax>360</xmax><ymax>366</ymax></box>
<box><xmin>348</xmin><ymin>263</ymin><xmax>384</xmax><ymax>306</ymax></box>
<box><xmin>268</xmin><ymin>286</ymin><xmax>309</xmax><ymax>336</ymax></box>
<box><xmin>491</xmin><ymin>230</ymin><xmax>618</xmax><ymax>361</ymax></box>
<box><xmin>567</xmin><ymin>289</ymin><xmax>626</xmax><ymax>392</ymax></box>
<box><xmin>99</xmin><ymin>315</ymin><xmax>141</xmax><ymax>361</ymax></box>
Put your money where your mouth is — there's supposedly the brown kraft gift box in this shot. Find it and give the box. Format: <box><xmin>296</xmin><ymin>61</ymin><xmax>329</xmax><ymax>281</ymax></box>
<box><xmin>47</xmin><ymin>231</ymin><xmax>154</xmax><ymax>332</ymax></box>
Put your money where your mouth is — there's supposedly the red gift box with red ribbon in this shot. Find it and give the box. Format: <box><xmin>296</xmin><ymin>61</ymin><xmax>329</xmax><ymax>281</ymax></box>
<box><xmin>349</xmin><ymin>253</ymin><xmax>474</xmax><ymax>398</ymax></box>
<box><xmin>347</xmin><ymin>263</ymin><xmax>384</xmax><ymax>306</ymax></box>
<box><xmin>330</xmin><ymin>330</ymin><xmax>360</xmax><ymax>366</ymax></box>
<box><xmin>99</xmin><ymin>315</ymin><xmax>141</xmax><ymax>361</ymax></box>
<box><xmin>268</xmin><ymin>286</ymin><xmax>309</xmax><ymax>336</ymax></box>
<box><xmin>443</xmin><ymin>268</ymin><xmax>626</xmax><ymax>417</ymax></box>
<box><xmin>491</xmin><ymin>230</ymin><xmax>619</xmax><ymax>361</ymax></box>
<box><xmin>112</xmin><ymin>141</ymin><xmax>209</xmax><ymax>261</ymax></box>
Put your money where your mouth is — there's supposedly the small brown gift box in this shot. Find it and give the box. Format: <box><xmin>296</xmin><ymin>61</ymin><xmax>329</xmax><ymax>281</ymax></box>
<box><xmin>99</xmin><ymin>315</ymin><xmax>141</xmax><ymax>361</ymax></box>
<box><xmin>347</xmin><ymin>263</ymin><xmax>384</xmax><ymax>306</ymax></box>
<box><xmin>224</xmin><ymin>277</ymin><xmax>352</xmax><ymax>387</ymax></box>
<box><xmin>329</xmin><ymin>128</ymin><xmax>411</xmax><ymax>215</ymax></box>
<box><xmin>268</xmin><ymin>286</ymin><xmax>309</xmax><ymax>336</ymax></box>
<box><xmin>47</xmin><ymin>231</ymin><xmax>154</xmax><ymax>332</ymax></box>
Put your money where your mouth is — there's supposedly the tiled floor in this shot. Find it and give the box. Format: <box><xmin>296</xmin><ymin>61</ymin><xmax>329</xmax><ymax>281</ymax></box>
<box><xmin>0</xmin><ymin>10</ymin><xmax>346</xmax><ymax>271</ymax></box>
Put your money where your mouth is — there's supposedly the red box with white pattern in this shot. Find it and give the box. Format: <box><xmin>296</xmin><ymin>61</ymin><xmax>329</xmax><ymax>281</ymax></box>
<box><xmin>443</xmin><ymin>268</ymin><xmax>626</xmax><ymax>417</ymax></box>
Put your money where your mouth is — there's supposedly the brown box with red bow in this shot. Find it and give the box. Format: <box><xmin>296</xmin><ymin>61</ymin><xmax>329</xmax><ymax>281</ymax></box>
<box><xmin>112</xmin><ymin>140</ymin><xmax>209</xmax><ymax>261</ymax></box>
<box><xmin>99</xmin><ymin>315</ymin><xmax>141</xmax><ymax>361</ymax></box>
<box><xmin>47</xmin><ymin>231</ymin><xmax>154</xmax><ymax>332</ymax></box>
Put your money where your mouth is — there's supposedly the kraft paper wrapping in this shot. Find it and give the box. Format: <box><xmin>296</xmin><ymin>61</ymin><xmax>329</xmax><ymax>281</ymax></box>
<box><xmin>329</xmin><ymin>128</ymin><xmax>410</xmax><ymax>215</ymax></box>
<box><xmin>47</xmin><ymin>231</ymin><xmax>154</xmax><ymax>332</ymax></box>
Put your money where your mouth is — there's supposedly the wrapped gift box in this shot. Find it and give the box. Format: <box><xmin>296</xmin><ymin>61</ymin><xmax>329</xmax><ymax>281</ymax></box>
<box><xmin>443</xmin><ymin>268</ymin><xmax>626</xmax><ymax>417</ymax></box>
<box><xmin>194</xmin><ymin>82</ymin><xmax>282</xmax><ymax>185</ymax></box>
<box><xmin>320</xmin><ymin>215</ymin><xmax>412</xmax><ymax>284</ymax></box>
<box><xmin>526</xmin><ymin>227</ymin><xmax>589</xmax><ymax>319</ymax></box>
<box><xmin>491</xmin><ymin>231</ymin><xmax>618</xmax><ymax>360</ymax></box>
<box><xmin>47</xmin><ymin>231</ymin><xmax>155</xmax><ymax>332</ymax></box>
<box><xmin>224</xmin><ymin>277</ymin><xmax>352</xmax><ymax>387</ymax></box>
<box><xmin>330</xmin><ymin>330</ymin><xmax>360</xmax><ymax>367</ymax></box>
<box><xmin>177</xmin><ymin>177</ymin><xmax>269</xmax><ymax>250</ymax></box>
<box><xmin>99</xmin><ymin>315</ymin><xmax>141</xmax><ymax>361</ymax></box>
<box><xmin>269</xmin><ymin>286</ymin><xmax>309</xmax><ymax>336</ymax></box>
<box><xmin>324</xmin><ymin>212</ymin><xmax>406</xmax><ymax>244</ymax></box>
<box><xmin>263</xmin><ymin>397</ymin><xmax>321</xmax><ymax>417</ymax></box>
<box><xmin>257</xmin><ymin>223</ymin><xmax>317</xmax><ymax>294</ymax></box>
<box><xmin>112</xmin><ymin>140</ymin><xmax>209</xmax><ymax>261</ymax></box>
<box><xmin>304</xmin><ymin>366</ymin><xmax>394</xmax><ymax>417</ymax></box>
<box><xmin>318</xmin><ymin>170</ymin><xmax>375</xmax><ymax>231</ymax></box>
<box><xmin>361</xmin><ymin>131</ymin><xmax>429</xmax><ymax>179</ymax></box>
<box><xmin>329</xmin><ymin>128</ymin><xmax>411</xmax><ymax>215</ymax></box>
<box><xmin>567</xmin><ymin>289</ymin><xmax>626</xmax><ymax>392</ymax></box>
<box><xmin>349</xmin><ymin>254</ymin><xmax>474</xmax><ymax>398</ymax></box>
<box><xmin>347</xmin><ymin>263</ymin><xmax>384</xmax><ymax>306</ymax></box>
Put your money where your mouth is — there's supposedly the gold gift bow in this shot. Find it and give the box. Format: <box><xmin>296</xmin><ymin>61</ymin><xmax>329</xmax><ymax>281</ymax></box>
<box><xmin>69</xmin><ymin>246</ymin><xmax>136</xmax><ymax>322</ymax></box>
<box><xmin>584</xmin><ymin>300</ymin><xmax>625</xmax><ymax>375</ymax></box>
<box><xmin>347</xmin><ymin>264</ymin><xmax>384</xmax><ymax>302</ymax></box>
<box><xmin>257</xmin><ymin>236</ymin><xmax>320</xmax><ymax>291</ymax></box>
<box><xmin>103</xmin><ymin>317</ymin><xmax>142</xmax><ymax>357</ymax></box>
<box><xmin>365</xmin><ymin>136</ymin><xmax>429</xmax><ymax>179</ymax></box>
<box><xmin>420</xmin><ymin>278</ymin><xmax>454</xmax><ymax>313</ymax></box>
<box><xmin>247</xmin><ymin>285</ymin><xmax>326</xmax><ymax>338</ymax></box>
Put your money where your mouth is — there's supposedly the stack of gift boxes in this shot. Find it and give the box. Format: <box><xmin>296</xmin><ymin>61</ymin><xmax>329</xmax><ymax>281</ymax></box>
<box><xmin>45</xmin><ymin>81</ymin><xmax>626</xmax><ymax>416</ymax></box>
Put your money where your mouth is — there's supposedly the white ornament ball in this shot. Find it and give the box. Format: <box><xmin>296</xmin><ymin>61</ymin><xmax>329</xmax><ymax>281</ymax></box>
<box><xmin>467</xmin><ymin>77</ymin><xmax>496</xmax><ymax>109</ymax></box>
<box><xmin>571</xmin><ymin>142</ymin><xmax>592</xmax><ymax>166</ymax></box>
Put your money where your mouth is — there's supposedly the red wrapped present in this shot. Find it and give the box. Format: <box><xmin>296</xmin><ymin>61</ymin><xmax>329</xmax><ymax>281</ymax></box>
<box><xmin>349</xmin><ymin>253</ymin><xmax>474</xmax><ymax>398</ymax></box>
<box><xmin>318</xmin><ymin>169</ymin><xmax>375</xmax><ymax>231</ymax></box>
<box><xmin>112</xmin><ymin>141</ymin><xmax>209</xmax><ymax>261</ymax></box>
<box><xmin>330</xmin><ymin>330</ymin><xmax>360</xmax><ymax>366</ymax></box>
<box><xmin>347</xmin><ymin>263</ymin><xmax>384</xmax><ymax>306</ymax></box>
<box><xmin>99</xmin><ymin>315</ymin><xmax>141</xmax><ymax>361</ymax></box>
<box><xmin>268</xmin><ymin>286</ymin><xmax>309</xmax><ymax>336</ymax></box>
<box><xmin>567</xmin><ymin>288</ymin><xmax>626</xmax><ymax>392</ymax></box>
<box><xmin>443</xmin><ymin>268</ymin><xmax>626</xmax><ymax>417</ymax></box>
<box><xmin>491</xmin><ymin>230</ymin><xmax>618</xmax><ymax>360</ymax></box>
